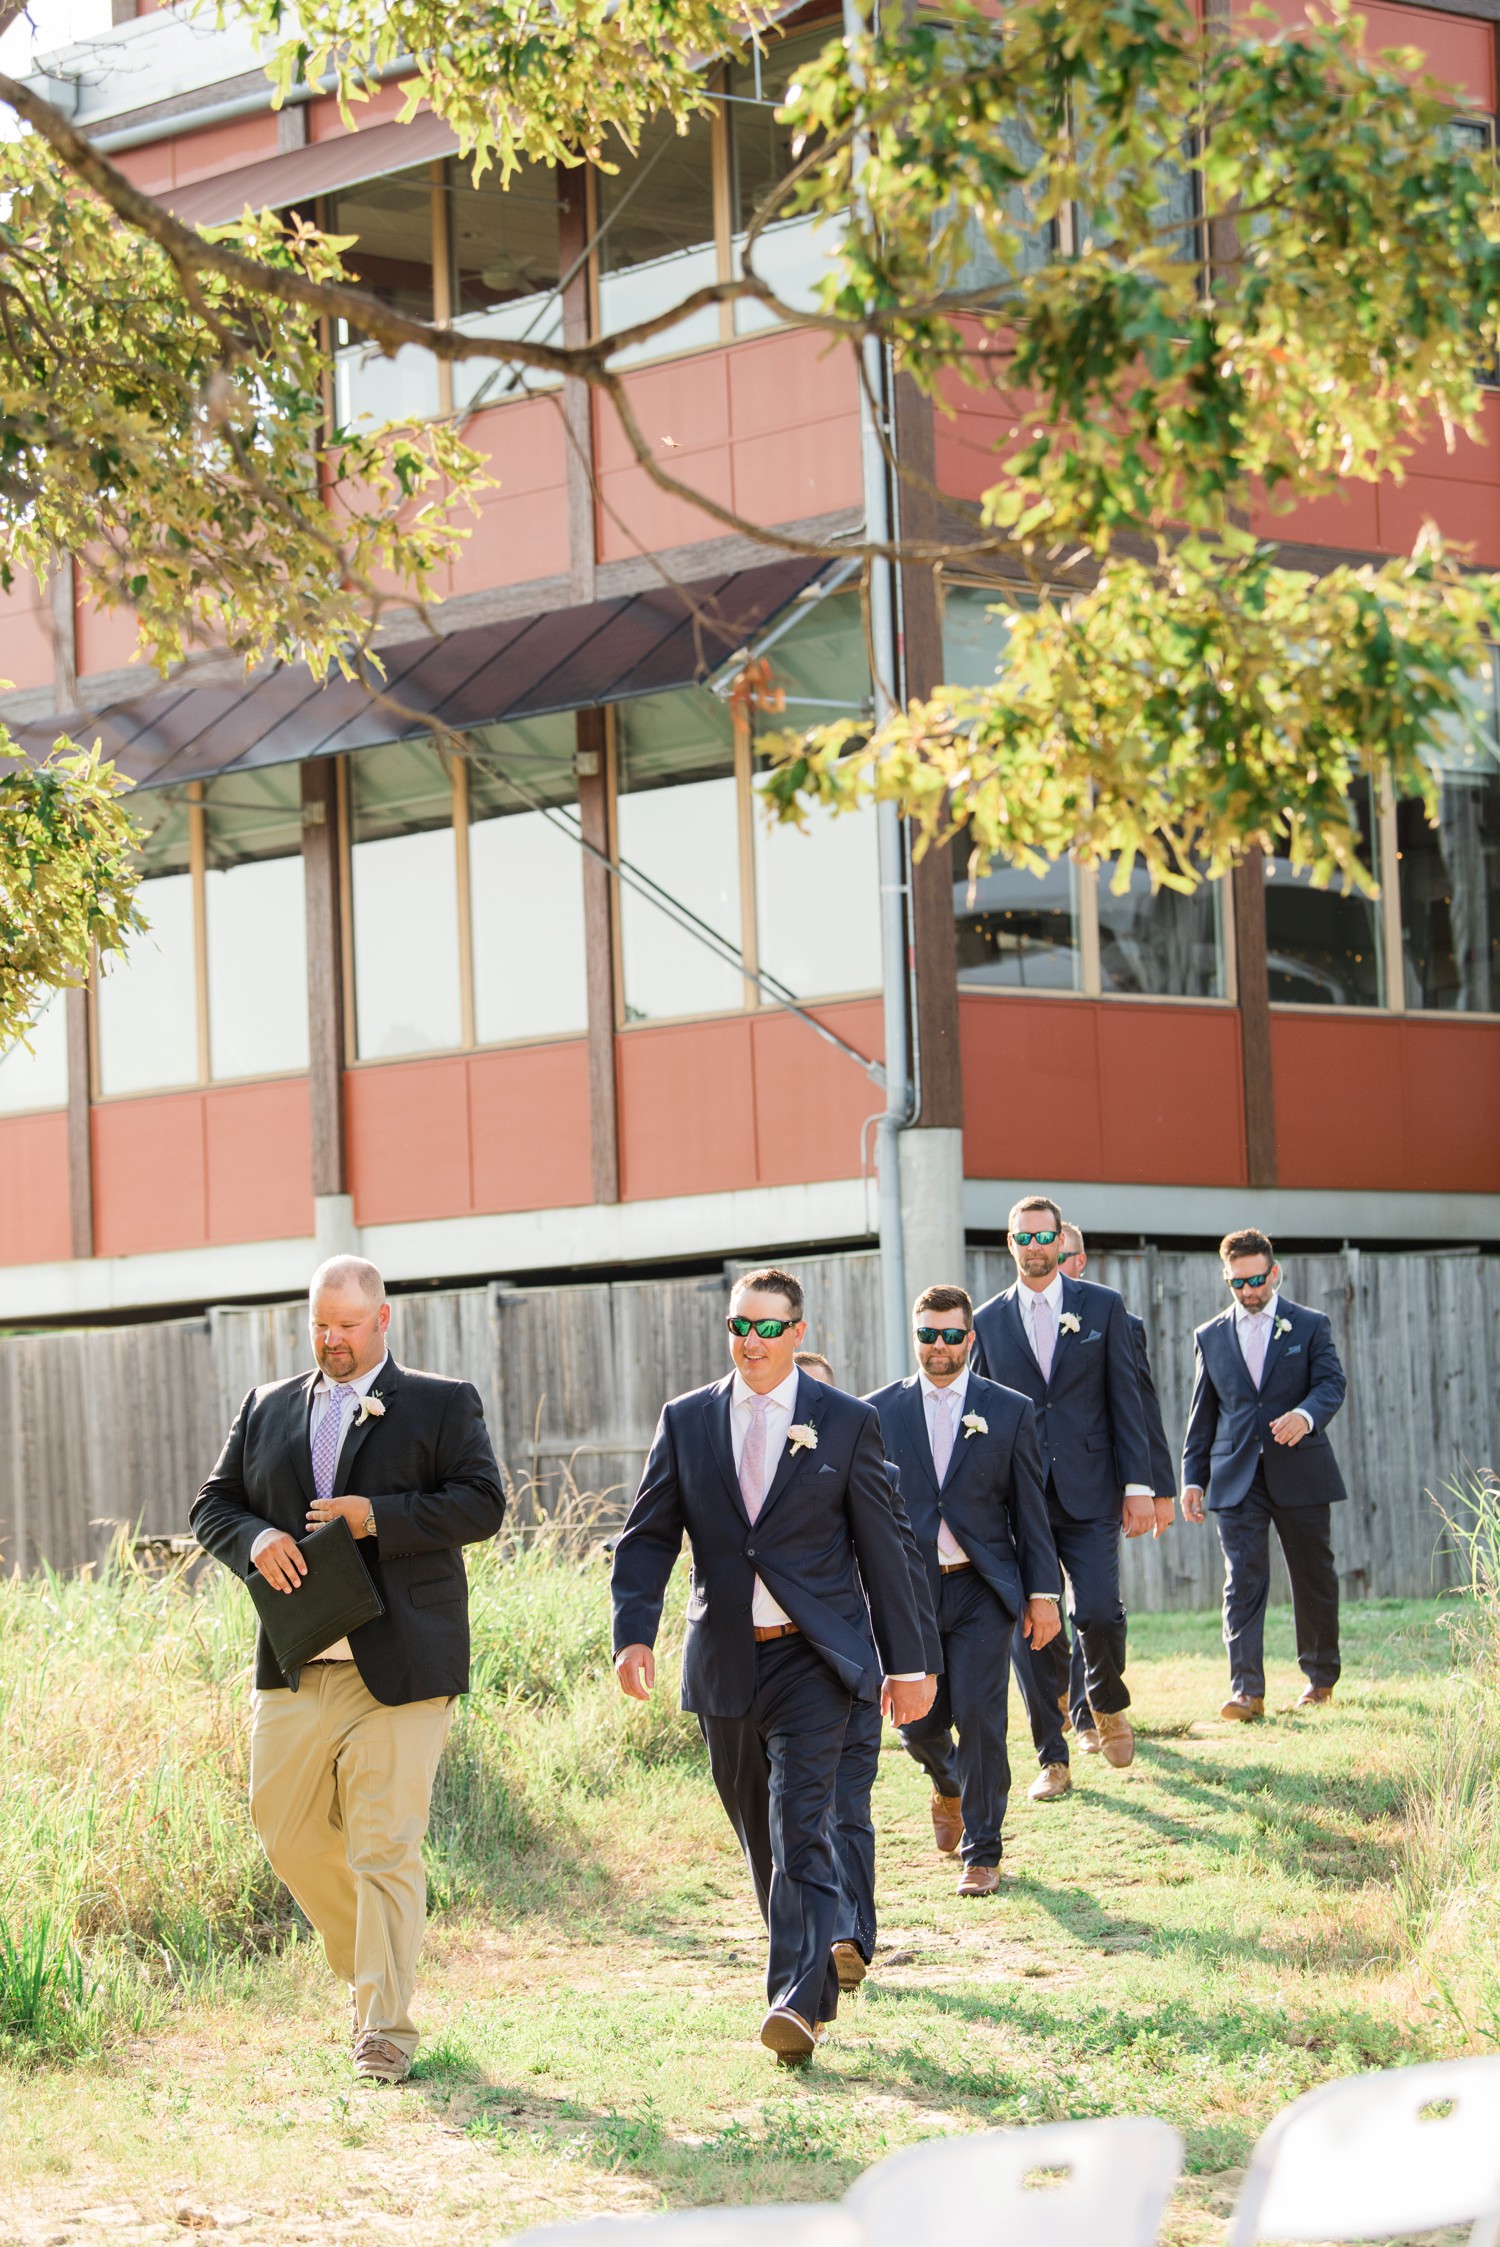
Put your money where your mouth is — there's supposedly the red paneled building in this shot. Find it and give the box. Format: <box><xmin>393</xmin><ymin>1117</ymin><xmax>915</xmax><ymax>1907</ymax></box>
<box><xmin>0</xmin><ymin>0</ymin><xmax>1497</xmax><ymax>1325</ymax></box>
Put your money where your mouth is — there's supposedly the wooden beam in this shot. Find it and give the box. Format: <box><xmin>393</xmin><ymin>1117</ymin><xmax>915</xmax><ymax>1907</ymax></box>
<box><xmin>894</xmin><ymin>372</ymin><xmax>964</xmax><ymax>1131</ymax></box>
<box><xmin>301</xmin><ymin>759</ymin><xmax>348</xmax><ymax>1199</ymax></box>
<box><xmin>1232</xmin><ymin>847</ymin><xmax>1278</xmax><ymax>1189</ymax></box>
<box><xmin>65</xmin><ymin>985</ymin><xmax>93</xmax><ymax>1260</ymax></box>
<box><xmin>576</xmin><ymin>706</ymin><xmax>620</xmax><ymax>1204</ymax></box>
<box><xmin>558</xmin><ymin>172</ymin><xmax>597</xmax><ymax>605</ymax></box>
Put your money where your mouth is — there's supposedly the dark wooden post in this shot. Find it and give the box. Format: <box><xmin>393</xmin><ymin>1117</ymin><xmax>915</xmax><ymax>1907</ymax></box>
<box><xmin>1232</xmin><ymin>847</ymin><xmax>1277</xmax><ymax>1188</ymax></box>
<box><xmin>65</xmin><ymin>986</ymin><xmax>93</xmax><ymax>1260</ymax></box>
<box><xmin>558</xmin><ymin>173</ymin><xmax>597</xmax><ymax>604</ymax></box>
<box><xmin>576</xmin><ymin>705</ymin><xmax>620</xmax><ymax>1204</ymax></box>
<box><xmin>301</xmin><ymin>759</ymin><xmax>348</xmax><ymax>1204</ymax></box>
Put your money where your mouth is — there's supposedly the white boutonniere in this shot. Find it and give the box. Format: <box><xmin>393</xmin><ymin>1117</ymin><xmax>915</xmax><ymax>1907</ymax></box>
<box><xmin>1274</xmin><ymin>1318</ymin><xmax>1293</xmax><ymax>1339</ymax></box>
<box><xmin>355</xmin><ymin>1394</ymin><xmax>386</xmax><ymax>1427</ymax></box>
<box><xmin>961</xmin><ymin>1411</ymin><xmax>988</xmax><ymax>1440</ymax></box>
<box><xmin>788</xmin><ymin>1422</ymin><xmax>818</xmax><ymax>1455</ymax></box>
<box><xmin>1059</xmin><ymin>1312</ymin><xmax>1081</xmax><ymax>1336</ymax></box>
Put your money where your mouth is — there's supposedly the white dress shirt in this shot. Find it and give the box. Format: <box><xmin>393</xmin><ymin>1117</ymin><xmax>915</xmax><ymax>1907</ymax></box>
<box><xmin>1234</xmin><ymin>1293</ymin><xmax>1313</xmax><ymax>1433</ymax></box>
<box><xmin>1017</xmin><ymin>1277</ymin><xmax>1151</xmax><ymax>1497</ymax></box>
<box><xmin>250</xmin><ymin>1353</ymin><xmax>390</xmax><ymax>1661</ymax></box>
<box><xmin>918</xmin><ymin>1366</ymin><xmax>971</xmax><ymax>1565</ymax></box>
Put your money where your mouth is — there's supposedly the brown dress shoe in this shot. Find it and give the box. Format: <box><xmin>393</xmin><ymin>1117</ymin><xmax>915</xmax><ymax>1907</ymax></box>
<box><xmin>1094</xmin><ymin>1709</ymin><xmax>1134</xmax><ymax>1767</ymax></box>
<box><xmin>957</xmin><ymin>1863</ymin><xmax>1001</xmax><ymax>1896</ymax></box>
<box><xmin>1076</xmin><ymin>1724</ymin><xmax>1102</xmax><ymax>1756</ymax></box>
<box><xmin>1295</xmin><ymin>1685</ymin><xmax>1334</xmax><ymax>1708</ymax></box>
<box><xmin>353</xmin><ymin>2032</ymin><xmax>410</xmax><ymax>2083</ymax></box>
<box><xmin>831</xmin><ymin>1941</ymin><xmax>867</xmax><ymax>1991</ymax></box>
<box><xmin>930</xmin><ymin>1789</ymin><xmax>963</xmax><ymax>1855</ymax></box>
<box><xmin>1221</xmin><ymin>1693</ymin><xmax>1265</xmax><ymax>1721</ymax></box>
<box><xmin>1029</xmin><ymin>1762</ymin><xmax>1072</xmax><ymax>1801</ymax></box>
<box><xmin>760</xmin><ymin>2005</ymin><xmax>817</xmax><ymax>2063</ymax></box>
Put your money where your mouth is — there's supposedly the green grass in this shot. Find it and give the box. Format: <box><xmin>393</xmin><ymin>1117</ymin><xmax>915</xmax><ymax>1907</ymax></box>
<box><xmin>0</xmin><ymin>1529</ymin><xmax>1492</xmax><ymax>2246</ymax></box>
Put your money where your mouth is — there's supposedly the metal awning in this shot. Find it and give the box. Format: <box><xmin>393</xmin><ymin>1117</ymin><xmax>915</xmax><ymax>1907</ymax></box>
<box><xmin>27</xmin><ymin>558</ymin><xmax>830</xmax><ymax>794</ymax></box>
<box><xmin>164</xmin><ymin>111</ymin><xmax>461</xmax><ymax>228</ymax></box>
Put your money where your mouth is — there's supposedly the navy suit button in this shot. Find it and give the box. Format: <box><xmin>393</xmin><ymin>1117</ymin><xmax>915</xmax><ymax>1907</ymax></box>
<box><xmin>746</xmin><ymin>1546</ymin><xmax>756</xmax><ymax>1557</ymax></box>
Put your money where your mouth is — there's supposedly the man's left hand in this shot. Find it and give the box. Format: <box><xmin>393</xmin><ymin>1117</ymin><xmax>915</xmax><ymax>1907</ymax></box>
<box><xmin>1269</xmin><ymin>1412</ymin><xmax>1311</xmax><ymax>1447</ymax></box>
<box><xmin>882</xmin><ymin>1675</ymin><xmax>937</xmax><ymax>1726</ymax></box>
<box><xmin>1152</xmin><ymin>1498</ymin><xmax>1175</xmax><ymax>1538</ymax></box>
<box><xmin>1022</xmin><ymin>1596</ymin><xmax>1061</xmax><ymax>1650</ymax></box>
<box><xmin>307</xmin><ymin>1495</ymin><xmax>377</xmax><ymax>1536</ymax></box>
<box><xmin>1122</xmin><ymin>1492</ymin><xmax>1155</xmax><ymax>1538</ymax></box>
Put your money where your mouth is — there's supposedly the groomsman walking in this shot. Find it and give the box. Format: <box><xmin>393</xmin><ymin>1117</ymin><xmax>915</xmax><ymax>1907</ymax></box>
<box><xmin>867</xmin><ymin>1287</ymin><xmax>1061</xmax><ymax>1895</ymax></box>
<box><xmin>1181</xmin><ymin>1230</ymin><xmax>1348</xmax><ymax>1717</ymax></box>
<box><xmin>971</xmin><ymin>1195</ymin><xmax>1154</xmax><ymax>1798</ymax></box>
<box><xmin>611</xmin><ymin>1269</ymin><xmax>932</xmax><ymax>2064</ymax></box>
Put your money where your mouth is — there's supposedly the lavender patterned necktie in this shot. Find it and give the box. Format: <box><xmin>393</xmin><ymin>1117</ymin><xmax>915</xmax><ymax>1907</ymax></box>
<box><xmin>739</xmin><ymin>1395</ymin><xmax>769</xmax><ymax>1522</ymax></box>
<box><xmin>311</xmin><ymin>1383</ymin><xmax>355</xmax><ymax>1503</ymax></box>
<box><xmin>1032</xmin><ymin>1293</ymin><xmax>1055</xmax><ymax>1382</ymax></box>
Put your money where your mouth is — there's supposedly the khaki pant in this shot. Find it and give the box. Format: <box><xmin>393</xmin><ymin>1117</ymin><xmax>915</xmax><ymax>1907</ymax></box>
<box><xmin>249</xmin><ymin>1665</ymin><xmax>452</xmax><ymax>2059</ymax></box>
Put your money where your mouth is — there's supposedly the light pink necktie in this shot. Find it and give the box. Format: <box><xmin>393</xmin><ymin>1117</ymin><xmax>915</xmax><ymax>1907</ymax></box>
<box><xmin>1242</xmin><ymin>1312</ymin><xmax>1271</xmax><ymax>1389</ymax></box>
<box><xmin>739</xmin><ymin>1395</ymin><xmax>769</xmax><ymax>1521</ymax></box>
<box><xmin>1032</xmin><ymin>1294</ymin><xmax>1055</xmax><ymax>1382</ymax></box>
<box><xmin>928</xmin><ymin>1386</ymin><xmax>957</xmax><ymax>1485</ymax></box>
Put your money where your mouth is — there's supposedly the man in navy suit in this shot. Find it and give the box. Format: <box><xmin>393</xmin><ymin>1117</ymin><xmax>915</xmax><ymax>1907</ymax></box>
<box><xmin>793</xmin><ymin>1347</ymin><xmax>941</xmax><ymax>1992</ymax></box>
<box><xmin>1048</xmin><ymin>1225</ymin><xmax>1178</xmax><ymax>1747</ymax></box>
<box><xmin>867</xmin><ymin>1285</ymin><xmax>1062</xmax><ymax>1896</ymax></box>
<box><xmin>970</xmin><ymin>1193</ymin><xmax>1154</xmax><ymax>1797</ymax></box>
<box><xmin>1182</xmin><ymin>1229</ymin><xmax>1348</xmax><ymax>1718</ymax></box>
<box><xmin>611</xmin><ymin>1269</ymin><xmax>932</xmax><ymax>2065</ymax></box>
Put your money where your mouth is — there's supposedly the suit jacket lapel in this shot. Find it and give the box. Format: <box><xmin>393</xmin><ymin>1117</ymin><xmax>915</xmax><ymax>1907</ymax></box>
<box><xmin>1003</xmin><ymin>1286</ymin><xmax>1039</xmax><ymax>1376</ymax></box>
<box><xmin>756</xmin><ymin>1372</ymin><xmax>818</xmax><ymax>1526</ymax></box>
<box><xmin>1257</xmin><ymin>1301</ymin><xmax>1293</xmax><ymax>1393</ymax></box>
<box><xmin>1048</xmin><ymin>1278</ymin><xmax>1083</xmax><ymax>1387</ymax></box>
<box><xmin>289</xmin><ymin>1372</ymin><xmax>317</xmax><ymax>1507</ymax></box>
<box><xmin>1215</xmin><ymin>1308</ymin><xmax>1258</xmax><ymax>1401</ymax></box>
<box><xmin>939</xmin><ymin>1382</ymin><xmax>975</xmax><ymax>1494</ymax></box>
<box><xmin>899</xmin><ymin>1378</ymin><xmax>939</xmax><ymax>1497</ymax></box>
<box><xmin>333</xmin><ymin>1358</ymin><xmax>401</xmax><ymax>1498</ymax></box>
<box><xmin>703</xmin><ymin>1377</ymin><xmax>744</xmax><ymax>1519</ymax></box>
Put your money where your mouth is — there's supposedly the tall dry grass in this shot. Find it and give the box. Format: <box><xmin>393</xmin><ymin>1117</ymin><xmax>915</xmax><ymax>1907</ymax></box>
<box><xmin>1397</xmin><ymin>1468</ymin><xmax>1500</xmax><ymax>2044</ymax></box>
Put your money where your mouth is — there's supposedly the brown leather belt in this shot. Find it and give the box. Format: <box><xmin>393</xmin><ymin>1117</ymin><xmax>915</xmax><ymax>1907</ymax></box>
<box><xmin>939</xmin><ymin>1560</ymin><xmax>973</xmax><ymax>1574</ymax></box>
<box><xmin>753</xmin><ymin>1622</ymin><xmax>800</xmax><ymax>1642</ymax></box>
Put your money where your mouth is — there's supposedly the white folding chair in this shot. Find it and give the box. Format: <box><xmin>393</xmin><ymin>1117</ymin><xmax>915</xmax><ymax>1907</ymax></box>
<box><xmin>1229</xmin><ymin>2056</ymin><xmax>1500</xmax><ymax>2246</ymax></box>
<box><xmin>845</xmin><ymin>2117</ymin><xmax>1184</xmax><ymax>2247</ymax></box>
<box><xmin>511</xmin><ymin>2210</ymin><xmax>864</xmax><ymax>2247</ymax></box>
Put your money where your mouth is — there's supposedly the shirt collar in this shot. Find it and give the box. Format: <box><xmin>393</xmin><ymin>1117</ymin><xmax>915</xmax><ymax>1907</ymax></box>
<box><xmin>732</xmin><ymin>1363</ymin><xmax>801</xmax><ymax>1415</ymax></box>
<box><xmin>315</xmin><ymin>1352</ymin><xmax>389</xmax><ymax>1399</ymax></box>
<box><xmin>1234</xmin><ymin>1292</ymin><xmax>1279</xmax><ymax>1327</ymax></box>
<box><xmin>1020</xmin><ymin>1271</ymin><xmax>1064</xmax><ymax>1316</ymax></box>
<box><xmin>918</xmin><ymin>1366</ymin><xmax>970</xmax><ymax>1409</ymax></box>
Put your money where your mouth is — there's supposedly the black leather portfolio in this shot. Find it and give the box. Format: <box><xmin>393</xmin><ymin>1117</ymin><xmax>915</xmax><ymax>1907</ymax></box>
<box><xmin>245</xmin><ymin>1518</ymin><xmax>385</xmax><ymax>1679</ymax></box>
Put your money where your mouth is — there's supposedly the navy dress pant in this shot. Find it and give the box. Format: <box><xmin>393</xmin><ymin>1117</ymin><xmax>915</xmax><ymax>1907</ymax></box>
<box><xmin>700</xmin><ymin>1632</ymin><xmax>852</xmax><ymax>2026</ymax></box>
<box><xmin>898</xmin><ymin>1567</ymin><xmax>1013</xmax><ymax>1867</ymax></box>
<box><xmin>1214</xmin><ymin>1468</ymin><xmax>1341</xmax><ymax>1699</ymax></box>
<box><xmin>830</xmin><ymin>1692</ymin><xmax>882</xmax><ymax>1963</ymax></box>
<box><xmin>1013</xmin><ymin>1497</ymin><xmax>1128</xmax><ymax>1768</ymax></box>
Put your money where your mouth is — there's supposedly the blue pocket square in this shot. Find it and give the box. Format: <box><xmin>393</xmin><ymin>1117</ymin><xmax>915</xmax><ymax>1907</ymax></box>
<box><xmin>1084</xmin><ymin>1330</ymin><xmax>1102</xmax><ymax>1343</ymax></box>
<box><xmin>817</xmin><ymin>1462</ymin><xmax>838</xmax><ymax>1474</ymax></box>
<box><xmin>1285</xmin><ymin>1345</ymin><xmax>1303</xmax><ymax>1355</ymax></box>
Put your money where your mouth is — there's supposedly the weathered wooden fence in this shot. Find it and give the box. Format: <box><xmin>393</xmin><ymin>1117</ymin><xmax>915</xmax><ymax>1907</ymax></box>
<box><xmin>1</xmin><ymin>1246</ymin><xmax>1495</xmax><ymax>1611</ymax></box>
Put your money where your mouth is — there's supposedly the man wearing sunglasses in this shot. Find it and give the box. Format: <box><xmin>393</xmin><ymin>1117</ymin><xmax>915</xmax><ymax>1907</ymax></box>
<box><xmin>970</xmin><ymin>1194</ymin><xmax>1154</xmax><ymax>1796</ymax></box>
<box><xmin>867</xmin><ymin>1286</ymin><xmax>1061</xmax><ymax>1896</ymax></box>
<box><xmin>611</xmin><ymin>1269</ymin><xmax>933</xmax><ymax>2067</ymax></box>
<box><xmin>1181</xmin><ymin>1229</ymin><xmax>1347</xmax><ymax>1718</ymax></box>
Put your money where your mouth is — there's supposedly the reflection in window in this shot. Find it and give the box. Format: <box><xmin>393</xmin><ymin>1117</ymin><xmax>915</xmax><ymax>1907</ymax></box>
<box><xmin>597</xmin><ymin>114</ymin><xmax>720</xmax><ymax>363</ymax></box>
<box><xmin>952</xmin><ymin>116</ymin><xmax>1052</xmax><ymax>297</ymax></box>
<box><xmin>447</xmin><ymin>159</ymin><xmax>564</xmax><ymax>409</ymax></box>
<box><xmin>0</xmin><ymin>991</ymin><xmax>68</xmax><ymax>1116</ymax></box>
<box><xmin>940</xmin><ymin>580</ymin><xmax>1020</xmax><ymax>690</ymax></box>
<box><xmin>97</xmin><ymin>793</ymin><xmax>199</xmax><ymax>1097</ymax></box>
<box><xmin>350</xmin><ymin>740</ymin><xmax>462</xmax><ymax>1057</ymax></box>
<box><xmin>1264</xmin><ymin>779</ymin><xmax>1383</xmax><ymax>1007</ymax></box>
<box><xmin>1097</xmin><ymin>859</ymin><xmax>1225</xmax><ymax>997</ymax></box>
<box><xmin>327</xmin><ymin>167</ymin><xmax>441</xmax><ymax>427</ymax></box>
<box><xmin>1398</xmin><ymin>659</ymin><xmax>1500</xmax><ymax>1012</ymax></box>
<box><xmin>955</xmin><ymin>859</ymin><xmax>1081</xmax><ymax>990</ymax></box>
<box><xmin>204</xmin><ymin>767</ymin><xmax>309</xmax><ymax>1081</ymax></box>
<box><xmin>468</xmin><ymin>716</ymin><xmax>588</xmax><ymax>1042</ymax></box>
<box><xmin>729</xmin><ymin>31</ymin><xmax>841</xmax><ymax>334</ymax></box>
<box><xmin>617</xmin><ymin>692</ymin><xmax>742</xmax><ymax>1019</ymax></box>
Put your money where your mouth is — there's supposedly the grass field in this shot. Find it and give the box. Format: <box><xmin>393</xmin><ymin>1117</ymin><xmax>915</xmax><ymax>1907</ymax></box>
<box><xmin>0</xmin><ymin>1537</ymin><xmax>1491</xmax><ymax>2247</ymax></box>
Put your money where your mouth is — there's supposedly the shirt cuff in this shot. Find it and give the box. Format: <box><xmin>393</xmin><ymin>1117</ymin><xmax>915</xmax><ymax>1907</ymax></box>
<box><xmin>1293</xmin><ymin>1408</ymin><xmax>1314</xmax><ymax>1433</ymax></box>
<box><xmin>1124</xmin><ymin>1484</ymin><xmax>1152</xmax><ymax>1497</ymax></box>
<box><xmin>1028</xmin><ymin>1591</ymin><xmax>1060</xmax><ymax>1601</ymax></box>
<box><xmin>249</xmin><ymin>1526</ymin><xmax>280</xmax><ymax>1560</ymax></box>
<box><xmin>888</xmin><ymin>1672</ymin><xmax>927</xmax><ymax>1682</ymax></box>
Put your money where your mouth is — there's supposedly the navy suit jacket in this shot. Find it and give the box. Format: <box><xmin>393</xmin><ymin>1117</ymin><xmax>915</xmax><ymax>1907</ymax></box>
<box><xmin>865</xmin><ymin>1372</ymin><xmax>1060</xmax><ymax>1622</ymax></box>
<box><xmin>610</xmin><ymin>1371</ymin><xmax>927</xmax><ymax>1717</ymax></box>
<box><xmin>1128</xmin><ymin>1312</ymin><xmax>1177</xmax><ymax>1499</ymax></box>
<box><xmin>969</xmin><ymin>1277</ymin><xmax>1153</xmax><ymax>1520</ymax></box>
<box><xmin>1181</xmin><ymin>1296</ymin><xmax>1348</xmax><ymax>1511</ymax></box>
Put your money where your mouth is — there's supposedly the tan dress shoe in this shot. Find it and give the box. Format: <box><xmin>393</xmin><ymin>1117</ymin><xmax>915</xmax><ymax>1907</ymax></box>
<box><xmin>1221</xmin><ymin>1693</ymin><xmax>1265</xmax><ymax>1721</ymax></box>
<box><xmin>353</xmin><ymin>2032</ymin><xmax>410</xmax><ymax>2083</ymax></box>
<box><xmin>1094</xmin><ymin>1709</ymin><xmax>1135</xmax><ymax>1767</ymax></box>
<box><xmin>956</xmin><ymin>1863</ymin><xmax>1001</xmax><ymax>1896</ymax></box>
<box><xmin>930</xmin><ymin>1789</ymin><xmax>964</xmax><ymax>1855</ymax></box>
<box><xmin>1076</xmin><ymin>1725</ymin><xmax>1102</xmax><ymax>1755</ymax></box>
<box><xmin>1029</xmin><ymin>1762</ymin><xmax>1072</xmax><ymax>1801</ymax></box>
<box><xmin>1295</xmin><ymin>1685</ymin><xmax>1334</xmax><ymax>1708</ymax></box>
<box><xmin>831</xmin><ymin>1941</ymin><xmax>867</xmax><ymax>1991</ymax></box>
<box><xmin>760</xmin><ymin>2005</ymin><xmax>817</xmax><ymax>2063</ymax></box>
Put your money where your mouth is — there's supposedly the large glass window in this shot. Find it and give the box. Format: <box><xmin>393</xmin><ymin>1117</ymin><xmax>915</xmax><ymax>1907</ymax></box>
<box><xmin>1264</xmin><ymin>779</ymin><xmax>1383</xmax><ymax>1007</ymax></box>
<box><xmin>728</xmin><ymin>31</ymin><xmax>841</xmax><ymax>335</ymax></box>
<box><xmin>597</xmin><ymin>114</ymin><xmax>720</xmax><ymax>363</ymax></box>
<box><xmin>467</xmin><ymin>716</ymin><xmax>588</xmax><ymax>1041</ymax></box>
<box><xmin>1097</xmin><ymin>857</ymin><xmax>1226</xmax><ymax>998</ymax></box>
<box><xmin>349</xmin><ymin>741</ymin><xmax>463</xmax><ymax>1057</ymax></box>
<box><xmin>0</xmin><ymin>992</ymin><xmax>68</xmax><ymax>1116</ymax></box>
<box><xmin>616</xmin><ymin>693</ymin><xmax>743</xmax><ymax>1020</ymax></box>
<box><xmin>204</xmin><ymin>769</ymin><xmax>309</xmax><ymax>1080</ymax></box>
<box><xmin>956</xmin><ymin>860</ymin><xmax>1082</xmax><ymax>990</ymax></box>
<box><xmin>96</xmin><ymin>794</ymin><xmax>199</xmax><ymax>1097</ymax></box>
<box><xmin>447</xmin><ymin>159</ymin><xmax>564</xmax><ymax>410</ymax></box>
<box><xmin>1398</xmin><ymin>660</ymin><xmax>1500</xmax><ymax>1013</ymax></box>
<box><xmin>327</xmin><ymin>166</ymin><xmax>442</xmax><ymax>428</ymax></box>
